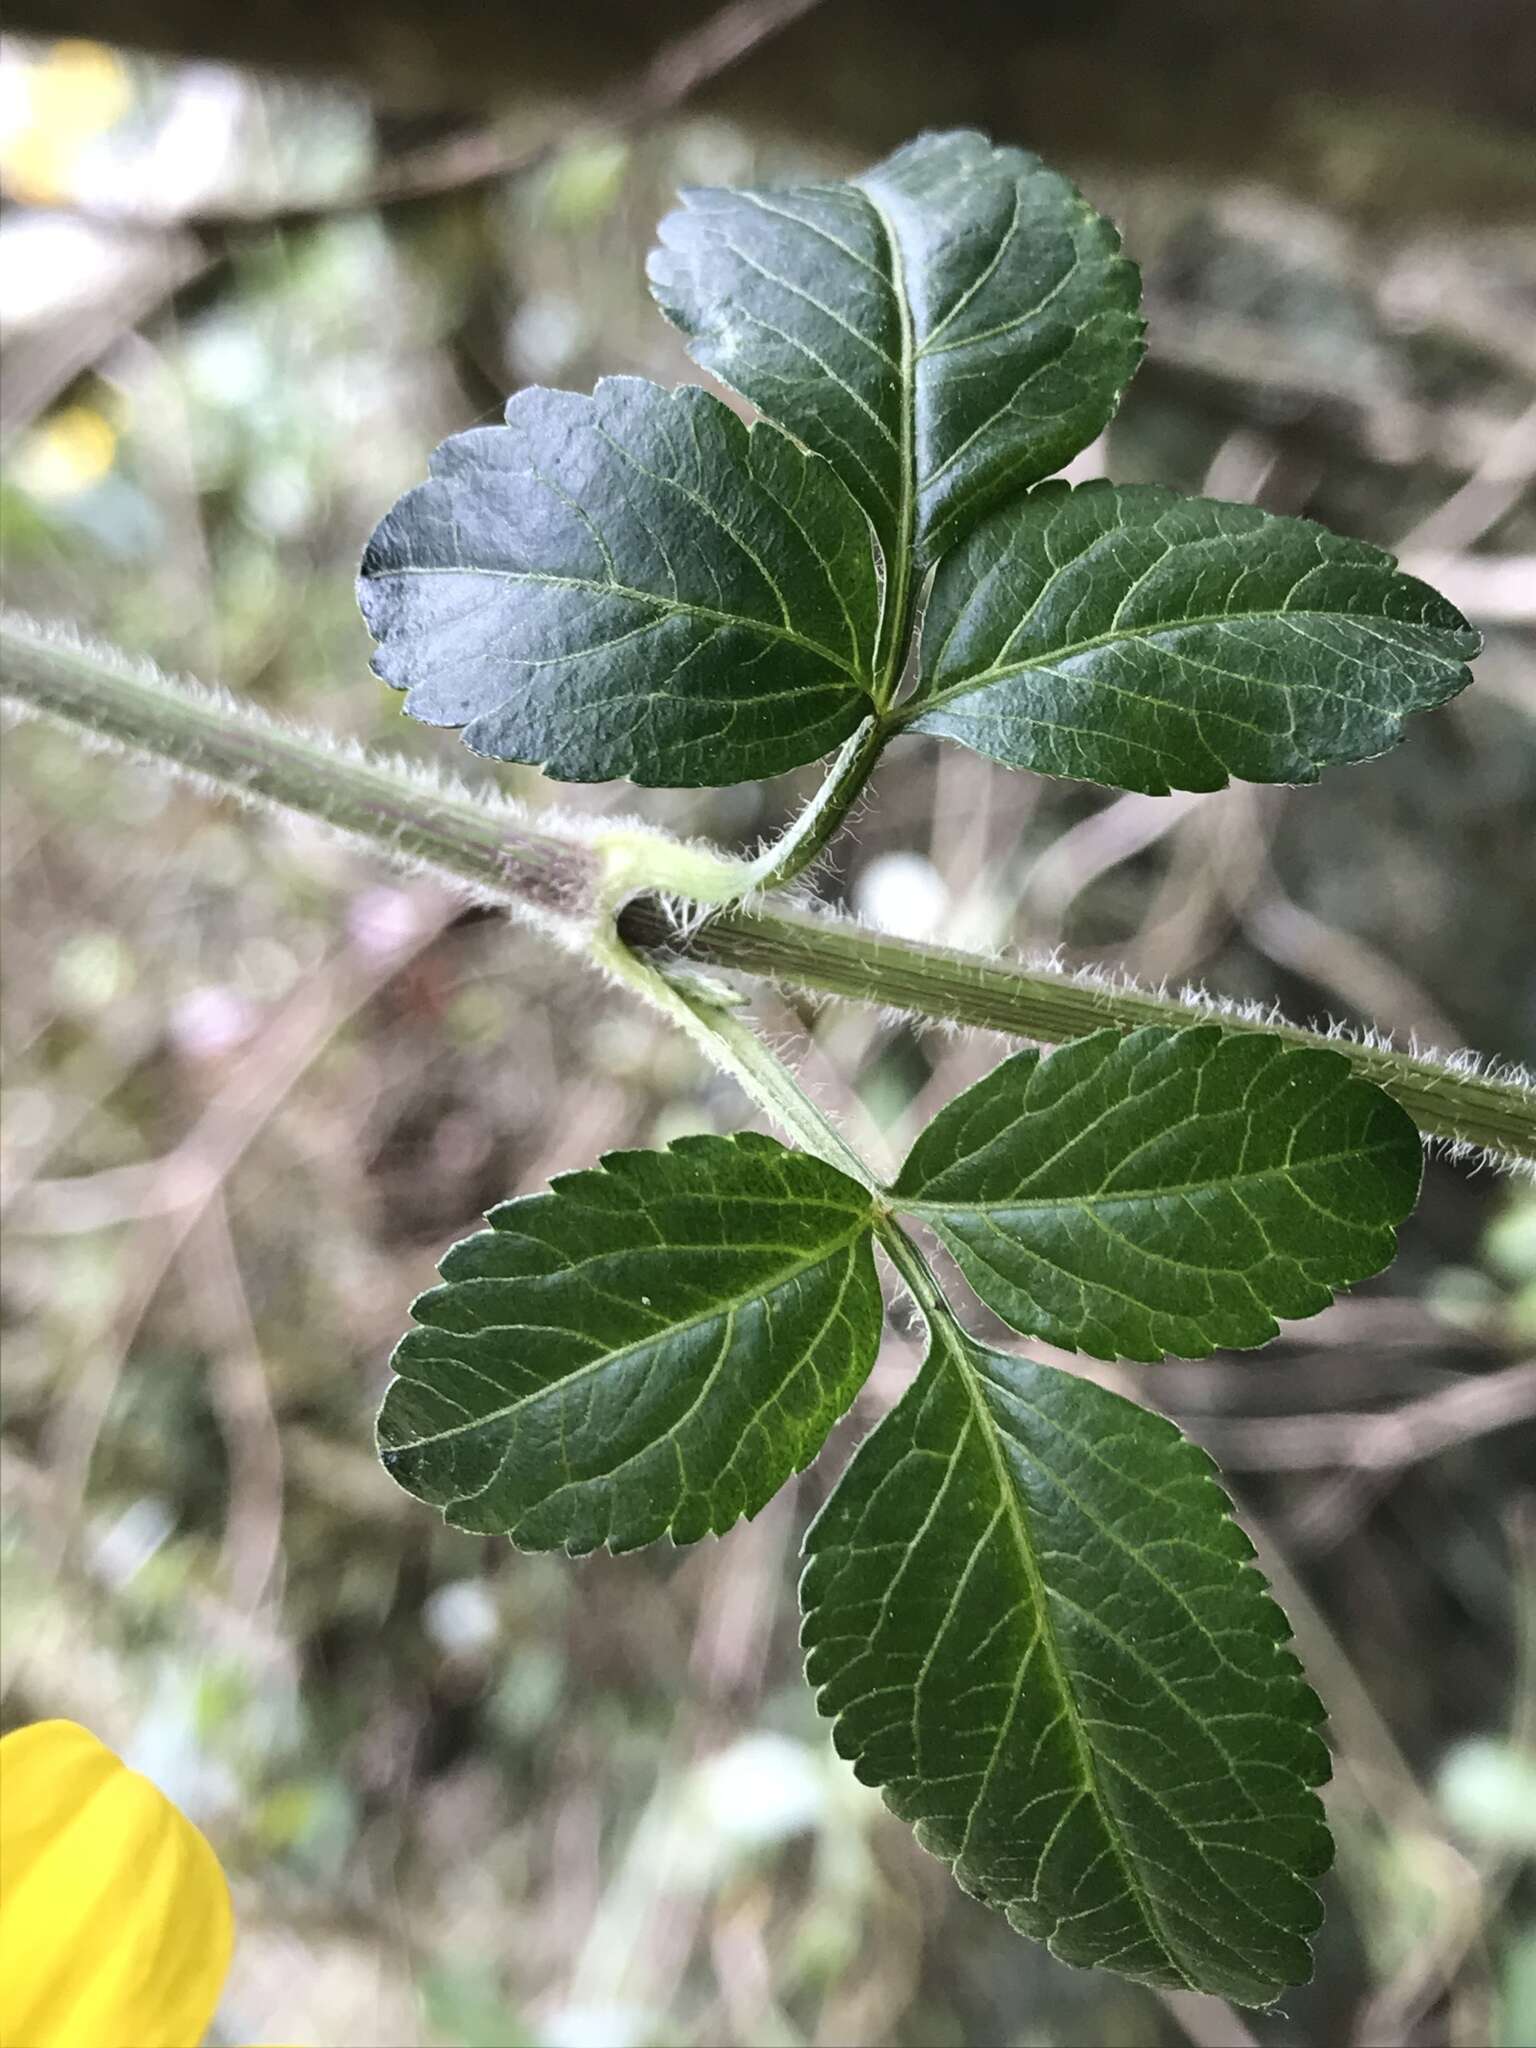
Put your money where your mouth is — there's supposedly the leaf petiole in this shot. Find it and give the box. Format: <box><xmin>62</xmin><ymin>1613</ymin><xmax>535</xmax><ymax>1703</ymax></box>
<box><xmin>602</xmin><ymin>923</ymin><xmax>991</xmax><ymax>1376</ymax></box>
<box><xmin>596</xmin><ymin>921</ymin><xmax>882</xmax><ymax>1195</ymax></box>
<box><xmin>741</xmin><ymin>712</ymin><xmax>891</xmax><ymax>896</ymax></box>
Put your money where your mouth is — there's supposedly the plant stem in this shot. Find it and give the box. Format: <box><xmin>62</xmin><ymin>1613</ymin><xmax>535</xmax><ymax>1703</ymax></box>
<box><xmin>682</xmin><ymin>982</ymin><xmax>880</xmax><ymax>1189</ymax></box>
<box><xmin>742</xmin><ymin>713</ymin><xmax>887</xmax><ymax>894</ymax></box>
<box><xmin>5</xmin><ymin>612</ymin><xmax>1532</xmax><ymax>1174</ymax></box>
<box><xmin>598</xmin><ymin>931</ymin><xmax>880</xmax><ymax>1189</ymax></box>
<box><xmin>627</xmin><ymin>896</ymin><xmax>1536</xmax><ymax>1172</ymax></box>
<box><xmin>1</xmin><ymin>614</ymin><xmax>604</xmax><ymax>926</ymax></box>
<box><xmin>599</xmin><ymin>925</ymin><xmax>973</xmax><ymax>1369</ymax></box>
<box><xmin>869</xmin><ymin>1206</ymin><xmax>952</xmax><ymax>1328</ymax></box>
<box><xmin>632</xmin><ymin>954</ymin><xmax>970</xmax><ymax>1344</ymax></box>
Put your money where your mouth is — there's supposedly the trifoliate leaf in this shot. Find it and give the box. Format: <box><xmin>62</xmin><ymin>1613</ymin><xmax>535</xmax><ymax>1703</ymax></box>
<box><xmin>649</xmin><ymin>130</ymin><xmax>1143</xmax><ymax>577</ymax></box>
<box><xmin>358</xmin><ymin>377</ymin><xmax>880</xmax><ymax>786</ymax></box>
<box><xmin>802</xmin><ymin>1334</ymin><xmax>1332</xmax><ymax>2005</ymax></box>
<box><xmin>894</xmin><ymin>1025</ymin><xmax>1421</xmax><ymax>1361</ymax></box>
<box><xmin>904</xmin><ymin>482</ymin><xmax>1478</xmax><ymax>792</ymax></box>
<box><xmin>378</xmin><ymin>1134</ymin><xmax>882</xmax><ymax>1552</ymax></box>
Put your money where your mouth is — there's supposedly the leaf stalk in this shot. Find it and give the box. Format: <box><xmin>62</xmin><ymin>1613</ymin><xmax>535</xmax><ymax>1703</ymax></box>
<box><xmin>741</xmin><ymin>713</ymin><xmax>888</xmax><ymax>895</ymax></box>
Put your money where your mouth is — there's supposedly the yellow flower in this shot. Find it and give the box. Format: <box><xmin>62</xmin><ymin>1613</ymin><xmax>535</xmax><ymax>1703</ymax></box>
<box><xmin>0</xmin><ymin>1719</ymin><xmax>234</xmax><ymax>2048</ymax></box>
<box><xmin>0</xmin><ymin>40</ymin><xmax>133</xmax><ymax>205</ymax></box>
<box><xmin>15</xmin><ymin>405</ymin><xmax>119</xmax><ymax>500</ymax></box>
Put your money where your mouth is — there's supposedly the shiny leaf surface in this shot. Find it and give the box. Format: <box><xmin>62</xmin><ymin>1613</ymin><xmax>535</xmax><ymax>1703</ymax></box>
<box><xmin>906</xmin><ymin>482</ymin><xmax>1478</xmax><ymax>791</ymax></box>
<box><xmin>650</xmin><ymin>130</ymin><xmax>1144</xmax><ymax>576</ymax></box>
<box><xmin>894</xmin><ymin>1025</ymin><xmax>1422</xmax><ymax>1360</ymax></box>
<box><xmin>802</xmin><ymin>1336</ymin><xmax>1332</xmax><ymax>2005</ymax></box>
<box><xmin>378</xmin><ymin>1134</ymin><xmax>882</xmax><ymax>1551</ymax></box>
<box><xmin>359</xmin><ymin>377</ymin><xmax>881</xmax><ymax>786</ymax></box>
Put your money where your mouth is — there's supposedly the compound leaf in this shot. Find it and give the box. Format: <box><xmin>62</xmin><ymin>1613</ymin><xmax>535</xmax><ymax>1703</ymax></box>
<box><xmin>802</xmin><ymin>1334</ymin><xmax>1332</xmax><ymax>2006</ymax></box>
<box><xmin>905</xmin><ymin>481</ymin><xmax>1478</xmax><ymax>792</ymax></box>
<box><xmin>894</xmin><ymin>1025</ymin><xmax>1422</xmax><ymax>1361</ymax></box>
<box><xmin>358</xmin><ymin>377</ymin><xmax>880</xmax><ymax>786</ymax></box>
<box><xmin>378</xmin><ymin>1133</ymin><xmax>881</xmax><ymax>1552</ymax></box>
<box><xmin>650</xmin><ymin>130</ymin><xmax>1143</xmax><ymax>577</ymax></box>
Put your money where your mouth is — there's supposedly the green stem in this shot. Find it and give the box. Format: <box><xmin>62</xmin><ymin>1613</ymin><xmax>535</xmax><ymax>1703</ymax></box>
<box><xmin>742</xmin><ymin>713</ymin><xmax>887</xmax><ymax>895</ymax></box>
<box><xmin>600</xmin><ymin>922</ymin><xmax>971</xmax><ymax>1383</ymax></box>
<box><xmin>595</xmin><ymin>927</ymin><xmax>879</xmax><ymax>1191</ymax></box>
<box><xmin>600</xmin><ymin>925</ymin><xmax>966</xmax><ymax>1365</ymax></box>
<box><xmin>1</xmin><ymin>614</ymin><xmax>605</xmax><ymax>926</ymax></box>
<box><xmin>870</xmin><ymin>1206</ymin><xmax>952</xmax><ymax>1328</ymax></box>
<box><xmin>652</xmin><ymin>958</ymin><xmax>971</xmax><ymax>1344</ymax></box>
<box><xmin>628</xmin><ymin>897</ymin><xmax>1535</xmax><ymax>1173</ymax></box>
<box><xmin>5</xmin><ymin>612</ymin><xmax>1532</xmax><ymax>1174</ymax></box>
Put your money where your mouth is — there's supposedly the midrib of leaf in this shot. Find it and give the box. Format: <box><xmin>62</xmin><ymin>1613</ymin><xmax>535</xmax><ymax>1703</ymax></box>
<box><xmin>936</xmin><ymin>1312</ymin><xmax>1191</xmax><ymax>1983</ymax></box>
<box><xmin>858</xmin><ymin>184</ymin><xmax>917</xmax><ymax>704</ymax></box>
<box><xmin>900</xmin><ymin>606</ymin><xmax>1446</xmax><ymax>723</ymax></box>
<box><xmin>870</xmin><ymin>1220</ymin><xmax>1192</xmax><ymax>1978</ymax></box>
<box><xmin>378</xmin><ymin>562</ymin><xmax>863</xmax><ymax>679</ymax></box>
<box><xmin>398</xmin><ymin>1215</ymin><xmax>873</xmax><ymax>1454</ymax></box>
<box><xmin>903</xmin><ymin>1139</ymin><xmax>1393</xmax><ymax>1217</ymax></box>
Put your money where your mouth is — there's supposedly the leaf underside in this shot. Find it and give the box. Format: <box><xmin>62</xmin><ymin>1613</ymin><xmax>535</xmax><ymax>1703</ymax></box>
<box><xmin>358</xmin><ymin>378</ymin><xmax>880</xmax><ymax>785</ymax></box>
<box><xmin>378</xmin><ymin>1133</ymin><xmax>882</xmax><ymax>1552</ymax></box>
<box><xmin>894</xmin><ymin>1024</ymin><xmax>1423</xmax><ymax>1362</ymax></box>
<box><xmin>650</xmin><ymin>129</ymin><xmax>1144</xmax><ymax>572</ymax></box>
<box><xmin>908</xmin><ymin>481</ymin><xmax>1479</xmax><ymax>792</ymax></box>
<box><xmin>802</xmin><ymin>1337</ymin><xmax>1332</xmax><ymax>2006</ymax></box>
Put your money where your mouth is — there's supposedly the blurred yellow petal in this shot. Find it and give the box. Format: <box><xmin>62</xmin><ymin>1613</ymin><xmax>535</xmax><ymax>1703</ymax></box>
<box><xmin>0</xmin><ymin>132</ymin><xmax>70</xmax><ymax>206</ymax></box>
<box><xmin>0</xmin><ymin>1720</ymin><xmax>233</xmax><ymax>2048</ymax></box>
<box><xmin>33</xmin><ymin>41</ymin><xmax>133</xmax><ymax>134</ymax></box>
<box><xmin>15</xmin><ymin>406</ymin><xmax>118</xmax><ymax>499</ymax></box>
<box><xmin>0</xmin><ymin>40</ymin><xmax>132</xmax><ymax>202</ymax></box>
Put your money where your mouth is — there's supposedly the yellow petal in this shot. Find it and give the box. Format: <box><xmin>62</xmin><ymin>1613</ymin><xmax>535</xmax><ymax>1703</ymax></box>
<box><xmin>0</xmin><ymin>1720</ymin><xmax>234</xmax><ymax>2048</ymax></box>
<box><xmin>29</xmin><ymin>41</ymin><xmax>133</xmax><ymax>137</ymax></box>
<box><xmin>0</xmin><ymin>41</ymin><xmax>132</xmax><ymax>203</ymax></box>
<box><xmin>15</xmin><ymin>406</ymin><xmax>119</xmax><ymax>500</ymax></box>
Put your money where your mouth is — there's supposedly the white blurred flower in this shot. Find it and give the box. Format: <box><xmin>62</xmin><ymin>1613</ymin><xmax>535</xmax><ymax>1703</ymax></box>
<box><xmin>851</xmin><ymin>849</ymin><xmax>951</xmax><ymax>942</ymax></box>
<box><xmin>689</xmin><ymin>1731</ymin><xmax>826</xmax><ymax>1850</ymax></box>
<box><xmin>423</xmin><ymin>1579</ymin><xmax>500</xmax><ymax>1658</ymax></box>
<box><xmin>1438</xmin><ymin>1736</ymin><xmax>1536</xmax><ymax>1852</ymax></box>
<box><xmin>539</xmin><ymin>2003</ymin><xmax>651</xmax><ymax>2048</ymax></box>
<box><xmin>346</xmin><ymin>885</ymin><xmax>424</xmax><ymax>960</ymax></box>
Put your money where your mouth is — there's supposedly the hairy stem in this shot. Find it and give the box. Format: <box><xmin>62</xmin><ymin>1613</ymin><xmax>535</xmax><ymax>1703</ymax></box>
<box><xmin>624</xmin><ymin>897</ymin><xmax>1535</xmax><ymax>1173</ymax></box>
<box><xmin>1</xmin><ymin>614</ymin><xmax>604</xmax><ymax>926</ymax></box>
<box><xmin>631</xmin><ymin>955</ymin><xmax>972</xmax><ymax>1350</ymax></box>
<box><xmin>5</xmin><ymin>612</ymin><xmax>1532</xmax><ymax>1174</ymax></box>
<box><xmin>595</xmin><ymin>926</ymin><xmax>970</xmax><ymax>1389</ymax></box>
<box><xmin>595</xmin><ymin>927</ymin><xmax>878</xmax><ymax>1190</ymax></box>
<box><xmin>742</xmin><ymin>713</ymin><xmax>887</xmax><ymax>894</ymax></box>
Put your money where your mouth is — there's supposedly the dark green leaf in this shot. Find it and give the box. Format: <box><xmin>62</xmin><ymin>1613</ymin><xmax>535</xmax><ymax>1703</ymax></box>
<box><xmin>358</xmin><ymin>377</ymin><xmax>880</xmax><ymax>786</ymax></box>
<box><xmin>802</xmin><ymin>1333</ymin><xmax>1332</xmax><ymax>2005</ymax></box>
<box><xmin>649</xmin><ymin>130</ymin><xmax>1143</xmax><ymax>577</ymax></box>
<box><xmin>894</xmin><ymin>1025</ymin><xmax>1421</xmax><ymax>1361</ymax></box>
<box><xmin>378</xmin><ymin>1133</ymin><xmax>881</xmax><ymax>1552</ymax></box>
<box><xmin>904</xmin><ymin>482</ymin><xmax>1478</xmax><ymax>791</ymax></box>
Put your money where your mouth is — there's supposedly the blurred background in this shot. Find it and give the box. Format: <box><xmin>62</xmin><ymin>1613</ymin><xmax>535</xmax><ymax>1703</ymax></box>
<box><xmin>1</xmin><ymin>4</ymin><xmax>1534</xmax><ymax>2044</ymax></box>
